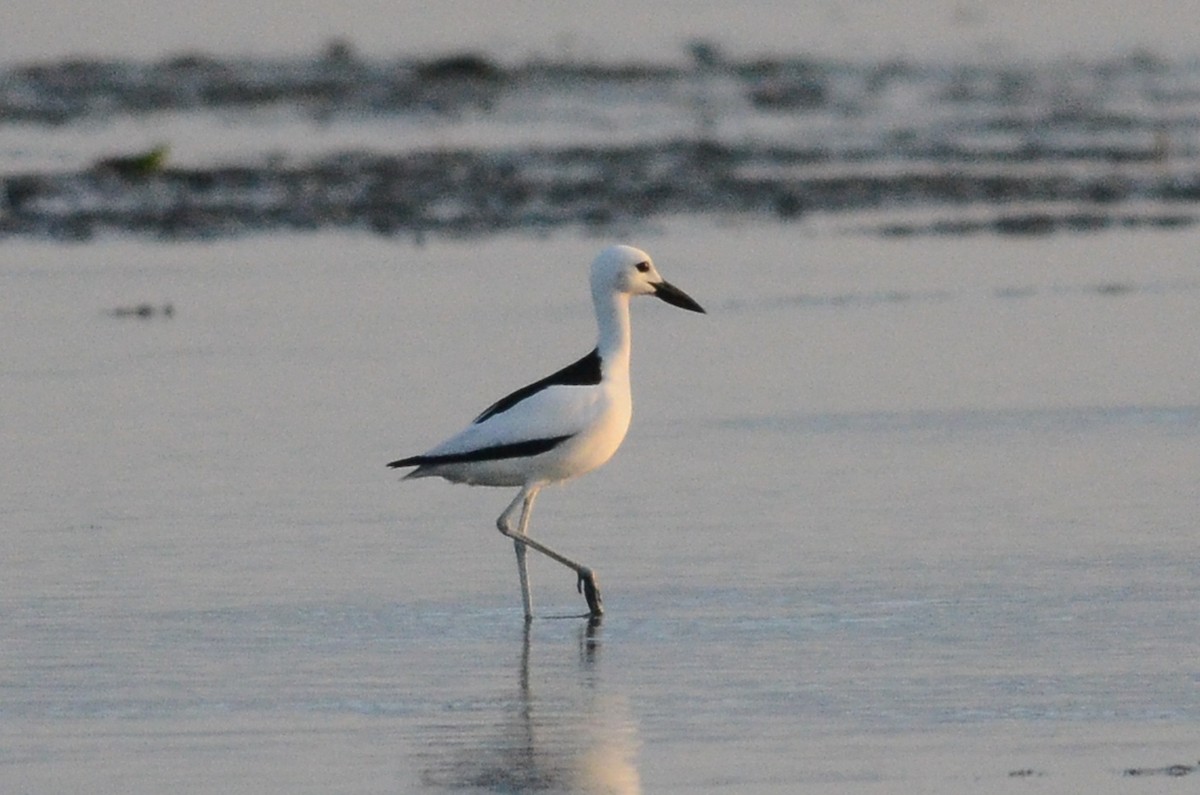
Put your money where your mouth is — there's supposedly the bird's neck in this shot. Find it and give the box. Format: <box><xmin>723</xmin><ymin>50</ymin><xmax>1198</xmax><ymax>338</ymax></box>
<box><xmin>594</xmin><ymin>289</ymin><xmax>632</xmax><ymax>379</ymax></box>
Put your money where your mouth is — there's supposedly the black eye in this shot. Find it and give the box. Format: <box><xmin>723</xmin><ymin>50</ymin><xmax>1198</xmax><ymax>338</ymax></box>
<box><xmin>635</xmin><ymin>261</ymin><xmax>650</xmax><ymax>273</ymax></box>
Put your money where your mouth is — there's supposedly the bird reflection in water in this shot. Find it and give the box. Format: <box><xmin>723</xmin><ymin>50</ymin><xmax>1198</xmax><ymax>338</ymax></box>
<box><xmin>420</xmin><ymin>618</ymin><xmax>641</xmax><ymax>793</ymax></box>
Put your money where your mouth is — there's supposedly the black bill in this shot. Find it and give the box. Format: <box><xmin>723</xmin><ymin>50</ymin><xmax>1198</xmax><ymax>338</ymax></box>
<box><xmin>652</xmin><ymin>280</ymin><xmax>706</xmax><ymax>313</ymax></box>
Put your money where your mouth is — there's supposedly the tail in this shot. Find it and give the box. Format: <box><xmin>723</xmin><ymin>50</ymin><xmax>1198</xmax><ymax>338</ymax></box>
<box><xmin>387</xmin><ymin>455</ymin><xmax>431</xmax><ymax>479</ymax></box>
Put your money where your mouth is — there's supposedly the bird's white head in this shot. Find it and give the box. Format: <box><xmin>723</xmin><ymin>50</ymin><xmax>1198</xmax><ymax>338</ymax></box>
<box><xmin>590</xmin><ymin>244</ymin><xmax>706</xmax><ymax>313</ymax></box>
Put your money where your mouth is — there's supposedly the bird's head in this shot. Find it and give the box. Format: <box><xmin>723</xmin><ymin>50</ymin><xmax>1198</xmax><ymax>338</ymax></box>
<box><xmin>590</xmin><ymin>244</ymin><xmax>705</xmax><ymax>313</ymax></box>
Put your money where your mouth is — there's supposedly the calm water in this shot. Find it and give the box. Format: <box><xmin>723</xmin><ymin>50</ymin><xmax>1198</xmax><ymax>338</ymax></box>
<box><xmin>4</xmin><ymin>4</ymin><xmax>1200</xmax><ymax>790</ymax></box>
<box><xmin>4</xmin><ymin>0</ymin><xmax>1200</xmax><ymax>64</ymax></box>
<box><xmin>3</xmin><ymin>222</ymin><xmax>1199</xmax><ymax>792</ymax></box>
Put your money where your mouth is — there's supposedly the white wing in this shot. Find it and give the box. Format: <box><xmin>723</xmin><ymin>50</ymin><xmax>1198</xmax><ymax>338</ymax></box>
<box><xmin>421</xmin><ymin>383</ymin><xmax>605</xmax><ymax>458</ymax></box>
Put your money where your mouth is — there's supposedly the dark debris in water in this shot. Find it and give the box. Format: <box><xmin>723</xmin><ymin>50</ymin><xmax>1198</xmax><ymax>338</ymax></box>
<box><xmin>1007</xmin><ymin>768</ymin><xmax>1043</xmax><ymax>778</ymax></box>
<box><xmin>878</xmin><ymin>211</ymin><xmax>1196</xmax><ymax>238</ymax></box>
<box><xmin>1</xmin><ymin>51</ymin><xmax>507</xmax><ymax>124</ymax></box>
<box><xmin>108</xmin><ymin>302</ymin><xmax>174</xmax><ymax>319</ymax></box>
<box><xmin>1007</xmin><ymin>761</ymin><xmax>1200</xmax><ymax>780</ymax></box>
<box><xmin>1123</xmin><ymin>761</ymin><xmax>1198</xmax><ymax>777</ymax></box>
<box><xmin>2</xmin><ymin>141</ymin><xmax>1199</xmax><ymax>242</ymax></box>
<box><xmin>94</xmin><ymin>144</ymin><xmax>170</xmax><ymax>179</ymax></box>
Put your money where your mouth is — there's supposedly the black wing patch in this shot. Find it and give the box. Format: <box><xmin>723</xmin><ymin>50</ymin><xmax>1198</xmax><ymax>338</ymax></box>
<box><xmin>387</xmin><ymin>435</ymin><xmax>573</xmax><ymax>469</ymax></box>
<box><xmin>471</xmin><ymin>348</ymin><xmax>602</xmax><ymax>425</ymax></box>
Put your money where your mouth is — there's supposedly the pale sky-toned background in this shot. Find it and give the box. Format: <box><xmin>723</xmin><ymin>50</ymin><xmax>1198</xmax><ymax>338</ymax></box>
<box><xmin>1</xmin><ymin>0</ymin><xmax>1198</xmax><ymax>64</ymax></box>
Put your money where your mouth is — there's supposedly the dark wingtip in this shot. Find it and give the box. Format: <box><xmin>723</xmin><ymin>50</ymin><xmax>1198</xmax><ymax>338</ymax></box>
<box><xmin>387</xmin><ymin>457</ymin><xmax>420</xmax><ymax>469</ymax></box>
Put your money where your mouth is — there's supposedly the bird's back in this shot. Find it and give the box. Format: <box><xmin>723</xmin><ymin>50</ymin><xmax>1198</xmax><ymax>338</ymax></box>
<box><xmin>393</xmin><ymin>354</ymin><xmax>631</xmax><ymax>487</ymax></box>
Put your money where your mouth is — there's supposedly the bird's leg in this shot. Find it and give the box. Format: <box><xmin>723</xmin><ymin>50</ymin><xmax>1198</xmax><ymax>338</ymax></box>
<box><xmin>496</xmin><ymin>486</ymin><xmax>604</xmax><ymax>617</ymax></box>
<box><xmin>498</xmin><ymin>488</ymin><xmax>534</xmax><ymax>620</ymax></box>
<box><xmin>512</xmin><ymin>489</ymin><xmax>603</xmax><ymax>617</ymax></box>
<box><xmin>513</xmin><ymin>487</ymin><xmax>537</xmax><ymax>620</ymax></box>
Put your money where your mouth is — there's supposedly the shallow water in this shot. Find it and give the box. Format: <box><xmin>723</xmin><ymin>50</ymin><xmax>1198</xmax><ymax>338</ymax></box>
<box><xmin>3</xmin><ymin>221</ymin><xmax>1198</xmax><ymax>792</ymax></box>
<box><xmin>5</xmin><ymin>0</ymin><xmax>1200</xmax><ymax>65</ymax></box>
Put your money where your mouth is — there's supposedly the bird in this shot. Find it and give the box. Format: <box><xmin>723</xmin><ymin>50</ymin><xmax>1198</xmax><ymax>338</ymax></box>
<box><xmin>388</xmin><ymin>244</ymin><xmax>705</xmax><ymax>619</ymax></box>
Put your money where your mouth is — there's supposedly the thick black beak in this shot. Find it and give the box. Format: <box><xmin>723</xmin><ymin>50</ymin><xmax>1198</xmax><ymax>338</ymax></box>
<box><xmin>652</xmin><ymin>280</ymin><xmax>706</xmax><ymax>313</ymax></box>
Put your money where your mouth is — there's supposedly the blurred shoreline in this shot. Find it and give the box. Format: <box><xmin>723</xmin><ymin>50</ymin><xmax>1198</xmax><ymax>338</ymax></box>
<box><xmin>3</xmin><ymin>49</ymin><xmax>1199</xmax><ymax>241</ymax></box>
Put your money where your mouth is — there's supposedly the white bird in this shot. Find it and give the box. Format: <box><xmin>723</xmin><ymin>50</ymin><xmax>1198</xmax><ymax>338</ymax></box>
<box><xmin>388</xmin><ymin>244</ymin><xmax>705</xmax><ymax>619</ymax></box>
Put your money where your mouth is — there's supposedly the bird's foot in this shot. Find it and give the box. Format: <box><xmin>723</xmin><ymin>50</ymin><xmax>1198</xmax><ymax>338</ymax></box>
<box><xmin>576</xmin><ymin>567</ymin><xmax>604</xmax><ymax>617</ymax></box>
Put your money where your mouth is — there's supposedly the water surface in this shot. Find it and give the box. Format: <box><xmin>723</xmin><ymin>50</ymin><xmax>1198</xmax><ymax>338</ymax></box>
<box><xmin>3</xmin><ymin>222</ymin><xmax>1198</xmax><ymax>792</ymax></box>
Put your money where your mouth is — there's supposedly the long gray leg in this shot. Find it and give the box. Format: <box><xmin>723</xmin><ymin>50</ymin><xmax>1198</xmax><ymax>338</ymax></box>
<box><xmin>496</xmin><ymin>485</ymin><xmax>603</xmax><ymax>618</ymax></box>
<box><xmin>498</xmin><ymin>488</ymin><xmax>535</xmax><ymax>619</ymax></box>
